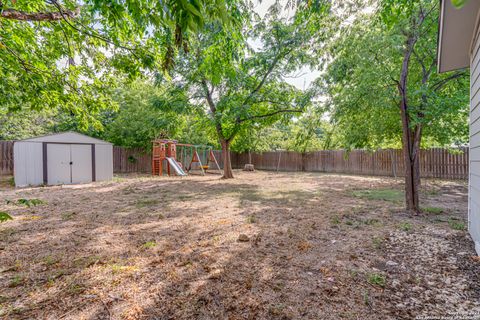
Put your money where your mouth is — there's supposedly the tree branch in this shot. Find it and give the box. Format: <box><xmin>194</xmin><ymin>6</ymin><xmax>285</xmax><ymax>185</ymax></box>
<box><xmin>431</xmin><ymin>71</ymin><xmax>466</xmax><ymax>91</ymax></box>
<box><xmin>50</xmin><ymin>21</ymin><xmax>75</xmax><ymax>66</ymax></box>
<box><xmin>0</xmin><ymin>39</ymin><xmax>81</xmax><ymax>94</ymax></box>
<box><xmin>250</xmin><ymin>99</ymin><xmax>292</xmax><ymax>108</ymax></box>
<box><xmin>237</xmin><ymin>109</ymin><xmax>303</xmax><ymax>124</ymax></box>
<box><xmin>412</xmin><ymin>49</ymin><xmax>427</xmax><ymax>77</ymax></box>
<box><xmin>242</xmin><ymin>46</ymin><xmax>294</xmax><ymax>106</ymax></box>
<box><xmin>201</xmin><ymin>79</ymin><xmax>216</xmax><ymax>113</ymax></box>
<box><xmin>0</xmin><ymin>40</ymin><xmax>30</xmax><ymax>72</ymax></box>
<box><xmin>0</xmin><ymin>5</ymin><xmax>79</xmax><ymax>21</ymax></box>
<box><xmin>201</xmin><ymin>79</ymin><xmax>228</xmax><ymax>140</ymax></box>
<box><xmin>49</xmin><ymin>0</ymin><xmax>140</xmax><ymax>56</ymax></box>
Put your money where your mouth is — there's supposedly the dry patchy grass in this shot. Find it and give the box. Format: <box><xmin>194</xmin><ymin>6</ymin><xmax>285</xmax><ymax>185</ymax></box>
<box><xmin>0</xmin><ymin>171</ymin><xmax>478</xmax><ymax>319</ymax></box>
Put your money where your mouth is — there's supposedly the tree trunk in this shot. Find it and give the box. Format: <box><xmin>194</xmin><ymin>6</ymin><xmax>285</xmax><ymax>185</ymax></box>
<box><xmin>221</xmin><ymin>139</ymin><xmax>234</xmax><ymax>179</ymax></box>
<box><xmin>201</xmin><ymin>79</ymin><xmax>235</xmax><ymax>179</ymax></box>
<box><xmin>399</xmin><ymin>88</ymin><xmax>422</xmax><ymax>213</ymax></box>
<box><xmin>398</xmin><ymin>28</ymin><xmax>422</xmax><ymax>214</ymax></box>
<box><xmin>400</xmin><ymin>106</ymin><xmax>413</xmax><ymax>212</ymax></box>
<box><xmin>400</xmin><ymin>121</ymin><xmax>421</xmax><ymax>213</ymax></box>
<box><xmin>412</xmin><ymin>124</ymin><xmax>422</xmax><ymax>209</ymax></box>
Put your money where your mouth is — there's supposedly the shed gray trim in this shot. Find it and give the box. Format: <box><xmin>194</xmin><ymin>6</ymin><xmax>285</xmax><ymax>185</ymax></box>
<box><xmin>91</xmin><ymin>144</ymin><xmax>96</xmax><ymax>182</ymax></box>
<box><xmin>18</xmin><ymin>131</ymin><xmax>112</xmax><ymax>145</ymax></box>
<box><xmin>42</xmin><ymin>142</ymin><xmax>48</xmax><ymax>185</ymax></box>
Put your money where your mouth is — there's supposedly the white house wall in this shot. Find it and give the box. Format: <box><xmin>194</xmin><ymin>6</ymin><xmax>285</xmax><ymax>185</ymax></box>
<box><xmin>13</xmin><ymin>142</ymin><xmax>43</xmax><ymax>187</ymax></box>
<box><xmin>95</xmin><ymin>144</ymin><xmax>113</xmax><ymax>182</ymax></box>
<box><xmin>470</xmin><ymin>26</ymin><xmax>480</xmax><ymax>254</ymax></box>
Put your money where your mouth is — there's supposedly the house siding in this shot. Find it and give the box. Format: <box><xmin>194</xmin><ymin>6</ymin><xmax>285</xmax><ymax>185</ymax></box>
<box><xmin>470</xmin><ymin>25</ymin><xmax>480</xmax><ymax>254</ymax></box>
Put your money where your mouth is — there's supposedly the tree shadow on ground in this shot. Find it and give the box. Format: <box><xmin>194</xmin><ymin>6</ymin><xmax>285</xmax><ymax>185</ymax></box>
<box><xmin>0</xmin><ymin>172</ymin><xmax>476</xmax><ymax>319</ymax></box>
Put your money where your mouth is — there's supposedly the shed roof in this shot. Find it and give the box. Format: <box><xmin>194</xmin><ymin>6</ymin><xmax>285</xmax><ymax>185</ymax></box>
<box><xmin>17</xmin><ymin>131</ymin><xmax>112</xmax><ymax>145</ymax></box>
<box><xmin>437</xmin><ymin>0</ymin><xmax>480</xmax><ymax>73</ymax></box>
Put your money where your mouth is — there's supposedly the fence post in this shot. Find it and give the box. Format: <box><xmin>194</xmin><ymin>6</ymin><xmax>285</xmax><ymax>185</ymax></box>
<box><xmin>391</xmin><ymin>149</ymin><xmax>397</xmax><ymax>178</ymax></box>
<box><xmin>276</xmin><ymin>151</ymin><xmax>282</xmax><ymax>173</ymax></box>
<box><xmin>301</xmin><ymin>152</ymin><xmax>306</xmax><ymax>172</ymax></box>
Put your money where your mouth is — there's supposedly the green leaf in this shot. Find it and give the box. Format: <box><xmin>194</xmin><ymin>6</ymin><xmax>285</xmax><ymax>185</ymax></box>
<box><xmin>0</xmin><ymin>212</ymin><xmax>13</xmax><ymax>223</ymax></box>
<box><xmin>451</xmin><ymin>0</ymin><xmax>469</xmax><ymax>8</ymax></box>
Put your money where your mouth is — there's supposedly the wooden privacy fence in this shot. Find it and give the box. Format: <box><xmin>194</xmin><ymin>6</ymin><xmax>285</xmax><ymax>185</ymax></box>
<box><xmin>0</xmin><ymin>141</ymin><xmax>13</xmax><ymax>175</ymax></box>
<box><xmin>113</xmin><ymin>148</ymin><xmax>225</xmax><ymax>174</ymax></box>
<box><xmin>0</xmin><ymin>142</ymin><xmax>470</xmax><ymax>180</ymax></box>
<box><xmin>232</xmin><ymin>148</ymin><xmax>469</xmax><ymax>180</ymax></box>
<box><xmin>113</xmin><ymin>147</ymin><xmax>151</xmax><ymax>173</ymax></box>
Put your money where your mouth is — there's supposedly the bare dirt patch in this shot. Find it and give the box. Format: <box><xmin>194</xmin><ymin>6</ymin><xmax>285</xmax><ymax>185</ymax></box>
<box><xmin>0</xmin><ymin>171</ymin><xmax>478</xmax><ymax>319</ymax></box>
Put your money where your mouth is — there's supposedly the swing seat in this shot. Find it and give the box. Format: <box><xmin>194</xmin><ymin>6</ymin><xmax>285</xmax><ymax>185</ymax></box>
<box><xmin>201</xmin><ymin>165</ymin><xmax>209</xmax><ymax>170</ymax></box>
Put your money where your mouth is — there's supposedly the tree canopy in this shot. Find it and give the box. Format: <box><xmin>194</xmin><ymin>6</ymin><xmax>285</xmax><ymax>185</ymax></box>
<box><xmin>320</xmin><ymin>0</ymin><xmax>469</xmax><ymax>212</ymax></box>
<box><xmin>166</xmin><ymin>1</ymin><xmax>331</xmax><ymax>177</ymax></box>
<box><xmin>323</xmin><ymin>0</ymin><xmax>469</xmax><ymax>151</ymax></box>
<box><xmin>0</xmin><ymin>0</ymin><xmax>234</xmax><ymax>126</ymax></box>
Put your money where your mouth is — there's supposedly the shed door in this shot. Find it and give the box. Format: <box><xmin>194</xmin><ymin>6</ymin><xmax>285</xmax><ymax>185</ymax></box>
<box><xmin>71</xmin><ymin>145</ymin><xmax>92</xmax><ymax>184</ymax></box>
<box><xmin>47</xmin><ymin>144</ymin><xmax>71</xmax><ymax>185</ymax></box>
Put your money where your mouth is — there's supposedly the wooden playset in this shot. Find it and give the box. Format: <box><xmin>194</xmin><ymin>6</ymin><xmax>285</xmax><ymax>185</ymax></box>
<box><xmin>152</xmin><ymin>139</ymin><xmax>222</xmax><ymax>177</ymax></box>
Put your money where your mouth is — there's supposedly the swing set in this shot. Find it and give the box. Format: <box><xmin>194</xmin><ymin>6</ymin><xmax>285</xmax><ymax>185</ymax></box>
<box><xmin>152</xmin><ymin>139</ymin><xmax>222</xmax><ymax>177</ymax></box>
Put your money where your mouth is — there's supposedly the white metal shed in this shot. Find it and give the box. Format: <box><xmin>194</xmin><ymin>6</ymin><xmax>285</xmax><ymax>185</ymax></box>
<box><xmin>13</xmin><ymin>132</ymin><xmax>113</xmax><ymax>187</ymax></box>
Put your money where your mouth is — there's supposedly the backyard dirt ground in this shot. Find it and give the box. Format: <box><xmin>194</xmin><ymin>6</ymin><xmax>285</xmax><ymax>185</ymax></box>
<box><xmin>0</xmin><ymin>171</ymin><xmax>479</xmax><ymax>320</ymax></box>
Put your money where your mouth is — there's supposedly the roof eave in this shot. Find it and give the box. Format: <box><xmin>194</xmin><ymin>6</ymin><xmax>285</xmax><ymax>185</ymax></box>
<box><xmin>437</xmin><ymin>0</ymin><xmax>480</xmax><ymax>73</ymax></box>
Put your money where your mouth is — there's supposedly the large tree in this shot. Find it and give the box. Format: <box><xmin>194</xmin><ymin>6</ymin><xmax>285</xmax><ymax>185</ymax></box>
<box><xmin>175</xmin><ymin>3</ymin><xmax>327</xmax><ymax>178</ymax></box>
<box><xmin>323</xmin><ymin>0</ymin><xmax>469</xmax><ymax>213</ymax></box>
